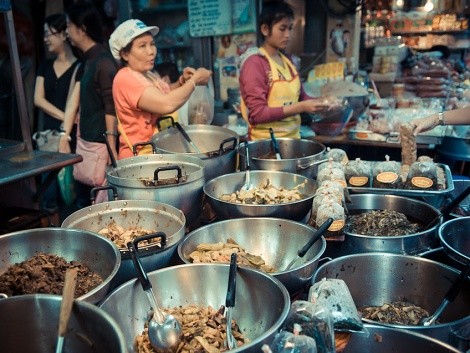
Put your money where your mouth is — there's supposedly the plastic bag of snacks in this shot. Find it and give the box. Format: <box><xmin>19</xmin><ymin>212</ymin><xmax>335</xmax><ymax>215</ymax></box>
<box><xmin>309</xmin><ymin>278</ymin><xmax>364</xmax><ymax>332</ymax></box>
<box><xmin>325</xmin><ymin>147</ymin><xmax>349</xmax><ymax>166</ymax></box>
<box><xmin>404</xmin><ymin>160</ymin><xmax>438</xmax><ymax>190</ymax></box>
<box><xmin>372</xmin><ymin>155</ymin><xmax>402</xmax><ymax>189</ymax></box>
<box><xmin>315</xmin><ymin>201</ymin><xmax>345</xmax><ymax>241</ymax></box>
<box><xmin>344</xmin><ymin>158</ymin><xmax>371</xmax><ymax>187</ymax></box>
<box><xmin>283</xmin><ymin>300</ymin><xmax>335</xmax><ymax>353</ymax></box>
<box><xmin>264</xmin><ymin>328</ymin><xmax>318</xmax><ymax>353</ymax></box>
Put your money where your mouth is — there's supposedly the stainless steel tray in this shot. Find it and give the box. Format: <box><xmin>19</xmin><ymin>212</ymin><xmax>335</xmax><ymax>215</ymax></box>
<box><xmin>348</xmin><ymin>163</ymin><xmax>454</xmax><ymax>199</ymax></box>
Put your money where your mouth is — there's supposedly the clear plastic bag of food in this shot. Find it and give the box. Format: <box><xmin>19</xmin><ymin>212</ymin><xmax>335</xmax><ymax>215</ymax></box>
<box><xmin>317</xmin><ymin>167</ymin><xmax>347</xmax><ymax>188</ymax></box>
<box><xmin>266</xmin><ymin>329</ymin><xmax>318</xmax><ymax>353</ymax></box>
<box><xmin>318</xmin><ymin>159</ymin><xmax>344</xmax><ymax>173</ymax></box>
<box><xmin>404</xmin><ymin>160</ymin><xmax>438</xmax><ymax>190</ymax></box>
<box><xmin>325</xmin><ymin>147</ymin><xmax>349</xmax><ymax>166</ymax></box>
<box><xmin>315</xmin><ymin>201</ymin><xmax>345</xmax><ymax>241</ymax></box>
<box><xmin>283</xmin><ymin>300</ymin><xmax>335</xmax><ymax>353</ymax></box>
<box><xmin>345</xmin><ymin>158</ymin><xmax>371</xmax><ymax>187</ymax></box>
<box><xmin>372</xmin><ymin>155</ymin><xmax>402</xmax><ymax>188</ymax></box>
<box><xmin>309</xmin><ymin>278</ymin><xmax>364</xmax><ymax>332</ymax></box>
<box><xmin>187</xmin><ymin>79</ymin><xmax>214</xmax><ymax>125</ymax></box>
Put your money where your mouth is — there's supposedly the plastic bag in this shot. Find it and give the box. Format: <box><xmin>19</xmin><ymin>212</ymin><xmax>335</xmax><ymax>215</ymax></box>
<box><xmin>309</xmin><ymin>278</ymin><xmax>364</xmax><ymax>332</ymax></box>
<box><xmin>372</xmin><ymin>155</ymin><xmax>402</xmax><ymax>189</ymax></box>
<box><xmin>57</xmin><ymin>166</ymin><xmax>76</xmax><ymax>206</ymax></box>
<box><xmin>283</xmin><ymin>300</ymin><xmax>335</xmax><ymax>353</ymax></box>
<box><xmin>267</xmin><ymin>329</ymin><xmax>317</xmax><ymax>353</ymax></box>
<box><xmin>404</xmin><ymin>160</ymin><xmax>438</xmax><ymax>190</ymax></box>
<box><xmin>187</xmin><ymin>79</ymin><xmax>214</xmax><ymax>125</ymax></box>
<box><xmin>344</xmin><ymin>158</ymin><xmax>371</xmax><ymax>187</ymax></box>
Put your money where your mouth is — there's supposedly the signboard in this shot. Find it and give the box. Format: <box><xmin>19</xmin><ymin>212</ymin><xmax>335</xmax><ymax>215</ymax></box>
<box><xmin>188</xmin><ymin>0</ymin><xmax>255</xmax><ymax>37</ymax></box>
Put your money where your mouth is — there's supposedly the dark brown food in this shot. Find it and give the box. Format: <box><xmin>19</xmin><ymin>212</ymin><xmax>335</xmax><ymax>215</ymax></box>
<box><xmin>360</xmin><ymin>301</ymin><xmax>430</xmax><ymax>326</ymax></box>
<box><xmin>347</xmin><ymin>210</ymin><xmax>421</xmax><ymax>236</ymax></box>
<box><xmin>0</xmin><ymin>252</ymin><xmax>103</xmax><ymax>297</ymax></box>
<box><xmin>135</xmin><ymin>304</ymin><xmax>249</xmax><ymax>353</ymax></box>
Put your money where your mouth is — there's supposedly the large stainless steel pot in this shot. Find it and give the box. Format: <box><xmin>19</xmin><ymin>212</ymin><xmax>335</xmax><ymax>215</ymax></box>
<box><xmin>61</xmin><ymin>196</ymin><xmax>186</xmax><ymax>290</ymax></box>
<box><xmin>106</xmin><ymin>153</ymin><xmax>205</xmax><ymax>226</ymax></box>
<box><xmin>324</xmin><ymin>194</ymin><xmax>440</xmax><ymax>258</ymax></box>
<box><xmin>439</xmin><ymin>216</ymin><xmax>470</xmax><ymax>265</ymax></box>
<box><xmin>342</xmin><ymin>324</ymin><xmax>461</xmax><ymax>353</ymax></box>
<box><xmin>313</xmin><ymin>253</ymin><xmax>470</xmax><ymax>346</ymax></box>
<box><xmin>203</xmin><ymin>170</ymin><xmax>317</xmax><ymax>221</ymax></box>
<box><xmin>0</xmin><ymin>294</ymin><xmax>127</xmax><ymax>353</ymax></box>
<box><xmin>238</xmin><ymin>139</ymin><xmax>326</xmax><ymax>179</ymax></box>
<box><xmin>0</xmin><ymin>228</ymin><xmax>120</xmax><ymax>304</ymax></box>
<box><xmin>152</xmin><ymin>123</ymin><xmax>239</xmax><ymax>182</ymax></box>
<box><xmin>177</xmin><ymin>217</ymin><xmax>326</xmax><ymax>295</ymax></box>
<box><xmin>99</xmin><ymin>263</ymin><xmax>290</xmax><ymax>353</ymax></box>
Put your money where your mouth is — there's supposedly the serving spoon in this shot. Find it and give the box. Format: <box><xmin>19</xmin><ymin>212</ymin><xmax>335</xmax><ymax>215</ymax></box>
<box><xmin>269</xmin><ymin>128</ymin><xmax>282</xmax><ymax>160</ymax></box>
<box><xmin>127</xmin><ymin>235</ymin><xmax>182</xmax><ymax>350</ymax></box>
<box><xmin>241</xmin><ymin>142</ymin><xmax>252</xmax><ymax>191</ymax></box>
<box><xmin>284</xmin><ymin>218</ymin><xmax>333</xmax><ymax>270</ymax></box>
<box><xmin>225</xmin><ymin>253</ymin><xmax>238</xmax><ymax>350</ymax></box>
<box><xmin>419</xmin><ymin>260</ymin><xmax>470</xmax><ymax>326</ymax></box>
<box><xmin>55</xmin><ymin>268</ymin><xmax>78</xmax><ymax>353</ymax></box>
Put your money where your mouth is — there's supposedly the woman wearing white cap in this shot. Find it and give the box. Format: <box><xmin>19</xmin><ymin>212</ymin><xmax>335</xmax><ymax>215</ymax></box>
<box><xmin>109</xmin><ymin>19</ymin><xmax>212</xmax><ymax>159</ymax></box>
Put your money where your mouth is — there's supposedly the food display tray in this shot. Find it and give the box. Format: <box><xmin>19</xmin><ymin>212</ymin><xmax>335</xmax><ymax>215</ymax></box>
<box><xmin>348</xmin><ymin>163</ymin><xmax>454</xmax><ymax>207</ymax></box>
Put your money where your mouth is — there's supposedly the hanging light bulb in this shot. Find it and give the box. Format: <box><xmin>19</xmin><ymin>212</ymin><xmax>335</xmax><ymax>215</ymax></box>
<box><xmin>396</xmin><ymin>0</ymin><xmax>404</xmax><ymax>7</ymax></box>
<box><xmin>424</xmin><ymin>0</ymin><xmax>434</xmax><ymax>12</ymax></box>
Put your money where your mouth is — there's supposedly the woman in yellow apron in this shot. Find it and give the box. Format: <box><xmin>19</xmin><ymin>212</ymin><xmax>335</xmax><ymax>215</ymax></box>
<box><xmin>239</xmin><ymin>1</ymin><xmax>326</xmax><ymax>140</ymax></box>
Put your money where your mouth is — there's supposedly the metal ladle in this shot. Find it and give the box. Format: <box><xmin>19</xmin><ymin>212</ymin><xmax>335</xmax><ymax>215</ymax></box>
<box><xmin>241</xmin><ymin>142</ymin><xmax>252</xmax><ymax>191</ymax></box>
<box><xmin>55</xmin><ymin>268</ymin><xmax>78</xmax><ymax>353</ymax></box>
<box><xmin>419</xmin><ymin>260</ymin><xmax>470</xmax><ymax>326</ymax></box>
<box><xmin>225</xmin><ymin>253</ymin><xmax>238</xmax><ymax>350</ymax></box>
<box><xmin>127</xmin><ymin>234</ymin><xmax>182</xmax><ymax>350</ymax></box>
<box><xmin>285</xmin><ymin>218</ymin><xmax>333</xmax><ymax>270</ymax></box>
<box><xmin>269</xmin><ymin>128</ymin><xmax>282</xmax><ymax>160</ymax></box>
<box><xmin>175</xmin><ymin>122</ymin><xmax>202</xmax><ymax>154</ymax></box>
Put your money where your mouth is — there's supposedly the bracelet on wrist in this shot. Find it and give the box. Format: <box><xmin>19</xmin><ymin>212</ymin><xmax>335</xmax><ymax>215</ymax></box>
<box><xmin>105</xmin><ymin>130</ymin><xmax>118</xmax><ymax>137</ymax></box>
<box><xmin>187</xmin><ymin>79</ymin><xmax>196</xmax><ymax>89</ymax></box>
<box><xmin>438</xmin><ymin>111</ymin><xmax>445</xmax><ymax>126</ymax></box>
<box><xmin>59</xmin><ymin>132</ymin><xmax>72</xmax><ymax>141</ymax></box>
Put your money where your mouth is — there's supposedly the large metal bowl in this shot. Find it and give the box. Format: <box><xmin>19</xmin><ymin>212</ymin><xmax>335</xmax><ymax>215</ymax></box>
<box><xmin>439</xmin><ymin>216</ymin><xmax>470</xmax><ymax>265</ymax></box>
<box><xmin>203</xmin><ymin>170</ymin><xmax>317</xmax><ymax>222</ymax></box>
<box><xmin>62</xmin><ymin>197</ymin><xmax>186</xmax><ymax>290</ymax></box>
<box><xmin>0</xmin><ymin>294</ymin><xmax>127</xmax><ymax>352</ymax></box>
<box><xmin>177</xmin><ymin>217</ymin><xmax>326</xmax><ymax>295</ymax></box>
<box><xmin>313</xmin><ymin>253</ymin><xmax>470</xmax><ymax>346</ymax></box>
<box><xmin>0</xmin><ymin>228</ymin><xmax>120</xmax><ymax>304</ymax></box>
<box><xmin>100</xmin><ymin>263</ymin><xmax>290</xmax><ymax>353</ymax></box>
<box><xmin>342</xmin><ymin>324</ymin><xmax>461</xmax><ymax>353</ymax></box>
<box><xmin>324</xmin><ymin>194</ymin><xmax>441</xmax><ymax>258</ymax></box>
<box><xmin>152</xmin><ymin>124</ymin><xmax>239</xmax><ymax>182</ymax></box>
<box><xmin>106</xmin><ymin>153</ymin><xmax>205</xmax><ymax>226</ymax></box>
<box><xmin>238</xmin><ymin>139</ymin><xmax>326</xmax><ymax>179</ymax></box>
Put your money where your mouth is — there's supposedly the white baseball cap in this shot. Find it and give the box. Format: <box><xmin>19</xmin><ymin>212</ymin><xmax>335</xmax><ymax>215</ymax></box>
<box><xmin>109</xmin><ymin>19</ymin><xmax>159</xmax><ymax>60</ymax></box>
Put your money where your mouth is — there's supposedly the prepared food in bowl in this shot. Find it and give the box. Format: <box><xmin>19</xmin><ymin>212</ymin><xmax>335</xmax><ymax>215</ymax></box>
<box><xmin>360</xmin><ymin>301</ymin><xmax>431</xmax><ymax>326</ymax></box>
<box><xmin>135</xmin><ymin>304</ymin><xmax>248</xmax><ymax>352</ymax></box>
<box><xmin>0</xmin><ymin>252</ymin><xmax>103</xmax><ymax>297</ymax></box>
<box><xmin>98</xmin><ymin>222</ymin><xmax>158</xmax><ymax>248</ymax></box>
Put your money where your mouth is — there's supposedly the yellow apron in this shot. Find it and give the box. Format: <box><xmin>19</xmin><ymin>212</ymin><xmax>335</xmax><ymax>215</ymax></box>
<box><xmin>241</xmin><ymin>47</ymin><xmax>301</xmax><ymax>140</ymax></box>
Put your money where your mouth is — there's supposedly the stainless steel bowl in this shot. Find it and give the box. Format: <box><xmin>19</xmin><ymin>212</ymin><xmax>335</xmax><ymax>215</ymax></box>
<box><xmin>0</xmin><ymin>294</ymin><xmax>127</xmax><ymax>353</ymax></box>
<box><xmin>439</xmin><ymin>216</ymin><xmax>470</xmax><ymax>265</ymax></box>
<box><xmin>313</xmin><ymin>253</ymin><xmax>470</xmax><ymax>346</ymax></box>
<box><xmin>0</xmin><ymin>228</ymin><xmax>120</xmax><ymax>304</ymax></box>
<box><xmin>99</xmin><ymin>263</ymin><xmax>290</xmax><ymax>353</ymax></box>
<box><xmin>325</xmin><ymin>194</ymin><xmax>440</xmax><ymax>258</ymax></box>
<box><xmin>177</xmin><ymin>217</ymin><xmax>326</xmax><ymax>295</ymax></box>
<box><xmin>203</xmin><ymin>170</ymin><xmax>317</xmax><ymax>222</ymax></box>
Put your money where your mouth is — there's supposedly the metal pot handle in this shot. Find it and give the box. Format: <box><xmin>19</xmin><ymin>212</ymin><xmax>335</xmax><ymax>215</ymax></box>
<box><xmin>134</xmin><ymin>232</ymin><xmax>168</xmax><ymax>249</ymax></box>
<box><xmin>132</xmin><ymin>141</ymin><xmax>157</xmax><ymax>156</ymax></box>
<box><xmin>153</xmin><ymin>165</ymin><xmax>183</xmax><ymax>184</ymax></box>
<box><xmin>156</xmin><ymin>115</ymin><xmax>175</xmax><ymax>131</ymax></box>
<box><xmin>218</xmin><ymin>137</ymin><xmax>237</xmax><ymax>153</ymax></box>
<box><xmin>90</xmin><ymin>185</ymin><xmax>118</xmax><ymax>203</ymax></box>
<box><xmin>297</xmin><ymin>158</ymin><xmax>329</xmax><ymax>171</ymax></box>
<box><xmin>0</xmin><ymin>293</ymin><xmax>8</xmax><ymax>299</ymax></box>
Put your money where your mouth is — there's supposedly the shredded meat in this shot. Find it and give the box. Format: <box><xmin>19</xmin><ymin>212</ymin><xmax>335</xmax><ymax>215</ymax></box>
<box><xmin>220</xmin><ymin>178</ymin><xmax>305</xmax><ymax>205</ymax></box>
<box><xmin>98</xmin><ymin>221</ymin><xmax>158</xmax><ymax>249</ymax></box>
<box><xmin>347</xmin><ymin>210</ymin><xmax>421</xmax><ymax>236</ymax></box>
<box><xmin>0</xmin><ymin>252</ymin><xmax>103</xmax><ymax>297</ymax></box>
<box><xmin>188</xmin><ymin>238</ymin><xmax>276</xmax><ymax>273</ymax></box>
<box><xmin>135</xmin><ymin>305</ymin><xmax>249</xmax><ymax>353</ymax></box>
<box><xmin>360</xmin><ymin>301</ymin><xmax>430</xmax><ymax>326</ymax></box>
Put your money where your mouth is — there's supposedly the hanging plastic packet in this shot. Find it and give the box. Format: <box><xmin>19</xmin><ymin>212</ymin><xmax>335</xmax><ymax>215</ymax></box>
<box><xmin>283</xmin><ymin>300</ymin><xmax>335</xmax><ymax>353</ymax></box>
<box><xmin>309</xmin><ymin>278</ymin><xmax>364</xmax><ymax>332</ymax></box>
<box><xmin>267</xmin><ymin>327</ymin><xmax>318</xmax><ymax>353</ymax></box>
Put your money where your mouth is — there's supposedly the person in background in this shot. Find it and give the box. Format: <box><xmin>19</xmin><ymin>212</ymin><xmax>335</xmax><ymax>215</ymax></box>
<box><xmin>239</xmin><ymin>0</ymin><xmax>328</xmax><ymax>140</ymax></box>
<box><xmin>154</xmin><ymin>61</ymin><xmax>180</xmax><ymax>87</ymax></box>
<box><xmin>411</xmin><ymin>106</ymin><xmax>470</xmax><ymax>135</ymax></box>
<box><xmin>109</xmin><ymin>19</ymin><xmax>212</xmax><ymax>160</ymax></box>
<box><xmin>59</xmin><ymin>1</ymin><xmax>118</xmax><ymax>208</ymax></box>
<box><xmin>34</xmin><ymin>13</ymin><xmax>80</xmax><ymax>213</ymax></box>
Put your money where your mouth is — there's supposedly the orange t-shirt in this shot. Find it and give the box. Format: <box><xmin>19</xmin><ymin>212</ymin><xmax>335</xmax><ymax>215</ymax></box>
<box><xmin>113</xmin><ymin>67</ymin><xmax>170</xmax><ymax>159</ymax></box>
